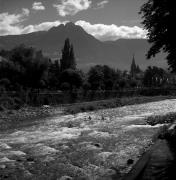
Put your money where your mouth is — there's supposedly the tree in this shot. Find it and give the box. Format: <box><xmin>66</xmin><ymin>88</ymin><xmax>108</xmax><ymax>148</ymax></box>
<box><xmin>103</xmin><ymin>65</ymin><xmax>117</xmax><ymax>90</ymax></box>
<box><xmin>143</xmin><ymin>66</ymin><xmax>166</xmax><ymax>87</ymax></box>
<box><xmin>60</xmin><ymin>38</ymin><xmax>76</xmax><ymax>71</ymax></box>
<box><xmin>0</xmin><ymin>45</ymin><xmax>49</xmax><ymax>89</ymax></box>
<box><xmin>59</xmin><ymin>69</ymin><xmax>83</xmax><ymax>90</ymax></box>
<box><xmin>48</xmin><ymin>59</ymin><xmax>60</xmax><ymax>89</ymax></box>
<box><xmin>60</xmin><ymin>82</ymin><xmax>71</xmax><ymax>91</ymax></box>
<box><xmin>69</xmin><ymin>45</ymin><xmax>76</xmax><ymax>69</ymax></box>
<box><xmin>87</xmin><ymin>65</ymin><xmax>119</xmax><ymax>90</ymax></box>
<box><xmin>140</xmin><ymin>0</ymin><xmax>176</xmax><ymax>71</ymax></box>
<box><xmin>87</xmin><ymin>65</ymin><xmax>104</xmax><ymax>90</ymax></box>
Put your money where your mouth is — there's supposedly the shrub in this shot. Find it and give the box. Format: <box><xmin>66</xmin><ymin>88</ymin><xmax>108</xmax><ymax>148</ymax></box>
<box><xmin>0</xmin><ymin>96</ymin><xmax>21</xmax><ymax>111</ymax></box>
<box><xmin>146</xmin><ymin>113</ymin><xmax>176</xmax><ymax>126</ymax></box>
<box><xmin>60</xmin><ymin>82</ymin><xmax>71</xmax><ymax>91</ymax></box>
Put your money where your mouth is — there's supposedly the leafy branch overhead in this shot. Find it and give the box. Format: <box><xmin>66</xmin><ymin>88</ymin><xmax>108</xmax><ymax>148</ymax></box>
<box><xmin>140</xmin><ymin>0</ymin><xmax>176</xmax><ymax>71</ymax></box>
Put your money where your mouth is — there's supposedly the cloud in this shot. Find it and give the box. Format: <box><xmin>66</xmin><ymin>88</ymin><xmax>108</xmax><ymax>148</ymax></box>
<box><xmin>0</xmin><ymin>9</ymin><xmax>30</xmax><ymax>36</ymax></box>
<box><xmin>75</xmin><ymin>20</ymin><xmax>147</xmax><ymax>41</ymax></box>
<box><xmin>53</xmin><ymin>0</ymin><xmax>91</xmax><ymax>16</ymax></box>
<box><xmin>22</xmin><ymin>21</ymin><xmax>67</xmax><ymax>34</ymax></box>
<box><xmin>32</xmin><ymin>2</ymin><xmax>45</xmax><ymax>10</ymax></box>
<box><xmin>0</xmin><ymin>12</ymin><xmax>147</xmax><ymax>41</ymax></box>
<box><xmin>22</xmin><ymin>8</ymin><xmax>30</xmax><ymax>16</ymax></box>
<box><xmin>0</xmin><ymin>9</ymin><xmax>67</xmax><ymax>36</ymax></box>
<box><xmin>96</xmin><ymin>0</ymin><xmax>109</xmax><ymax>9</ymax></box>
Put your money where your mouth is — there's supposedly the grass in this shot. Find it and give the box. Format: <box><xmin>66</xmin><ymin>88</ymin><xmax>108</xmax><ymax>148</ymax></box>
<box><xmin>144</xmin><ymin>112</ymin><xmax>176</xmax><ymax>142</ymax></box>
<box><xmin>65</xmin><ymin>96</ymin><xmax>176</xmax><ymax>114</ymax></box>
<box><xmin>145</xmin><ymin>112</ymin><xmax>176</xmax><ymax>157</ymax></box>
<box><xmin>146</xmin><ymin>113</ymin><xmax>176</xmax><ymax>126</ymax></box>
<box><xmin>1</xmin><ymin>95</ymin><xmax>176</xmax><ymax>132</ymax></box>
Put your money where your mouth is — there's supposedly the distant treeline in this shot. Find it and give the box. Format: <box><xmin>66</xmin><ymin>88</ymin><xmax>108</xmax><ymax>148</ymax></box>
<box><xmin>0</xmin><ymin>38</ymin><xmax>176</xmax><ymax>109</ymax></box>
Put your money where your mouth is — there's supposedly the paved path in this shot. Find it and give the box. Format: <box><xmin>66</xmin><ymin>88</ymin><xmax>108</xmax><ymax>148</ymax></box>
<box><xmin>1</xmin><ymin>99</ymin><xmax>176</xmax><ymax>179</ymax></box>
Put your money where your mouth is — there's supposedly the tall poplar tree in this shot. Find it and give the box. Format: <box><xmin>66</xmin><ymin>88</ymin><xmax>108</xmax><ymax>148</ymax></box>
<box><xmin>60</xmin><ymin>38</ymin><xmax>76</xmax><ymax>72</ymax></box>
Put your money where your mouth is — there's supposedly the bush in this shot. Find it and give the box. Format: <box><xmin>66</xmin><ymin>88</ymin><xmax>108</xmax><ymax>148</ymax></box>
<box><xmin>0</xmin><ymin>78</ymin><xmax>11</xmax><ymax>88</ymax></box>
<box><xmin>59</xmin><ymin>69</ymin><xmax>83</xmax><ymax>90</ymax></box>
<box><xmin>60</xmin><ymin>82</ymin><xmax>71</xmax><ymax>91</ymax></box>
<box><xmin>0</xmin><ymin>96</ymin><xmax>21</xmax><ymax>111</ymax></box>
<box><xmin>146</xmin><ymin>113</ymin><xmax>176</xmax><ymax>126</ymax></box>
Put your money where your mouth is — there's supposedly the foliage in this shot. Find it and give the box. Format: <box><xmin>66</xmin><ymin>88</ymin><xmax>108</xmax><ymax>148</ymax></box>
<box><xmin>0</xmin><ymin>45</ymin><xmax>49</xmax><ymax>89</ymax></box>
<box><xmin>140</xmin><ymin>0</ymin><xmax>176</xmax><ymax>71</ymax></box>
<box><xmin>0</xmin><ymin>95</ymin><xmax>21</xmax><ymax>111</ymax></box>
<box><xmin>0</xmin><ymin>38</ymin><xmax>176</xmax><ymax>110</ymax></box>
<box><xmin>103</xmin><ymin>65</ymin><xmax>119</xmax><ymax>90</ymax></box>
<box><xmin>48</xmin><ymin>59</ymin><xmax>60</xmax><ymax>89</ymax></box>
<box><xmin>87</xmin><ymin>65</ymin><xmax>120</xmax><ymax>90</ymax></box>
<box><xmin>59</xmin><ymin>69</ymin><xmax>83</xmax><ymax>90</ymax></box>
<box><xmin>60</xmin><ymin>38</ymin><xmax>76</xmax><ymax>71</ymax></box>
<box><xmin>60</xmin><ymin>82</ymin><xmax>71</xmax><ymax>91</ymax></box>
<box><xmin>143</xmin><ymin>66</ymin><xmax>167</xmax><ymax>87</ymax></box>
<box><xmin>65</xmin><ymin>96</ymin><xmax>169</xmax><ymax>114</ymax></box>
<box><xmin>146</xmin><ymin>112</ymin><xmax>176</xmax><ymax>126</ymax></box>
<box><xmin>88</xmin><ymin>65</ymin><xmax>105</xmax><ymax>90</ymax></box>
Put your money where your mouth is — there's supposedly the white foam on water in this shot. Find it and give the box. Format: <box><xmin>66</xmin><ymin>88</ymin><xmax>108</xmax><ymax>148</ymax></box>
<box><xmin>0</xmin><ymin>143</ymin><xmax>11</xmax><ymax>150</ymax></box>
<box><xmin>88</xmin><ymin>131</ymin><xmax>111</xmax><ymax>138</ymax></box>
<box><xmin>125</xmin><ymin>124</ymin><xmax>166</xmax><ymax>129</ymax></box>
<box><xmin>29</xmin><ymin>144</ymin><xmax>58</xmax><ymax>156</ymax></box>
<box><xmin>1</xmin><ymin>126</ymin><xmax>91</xmax><ymax>144</ymax></box>
<box><xmin>1</xmin><ymin>98</ymin><xmax>176</xmax><ymax>170</ymax></box>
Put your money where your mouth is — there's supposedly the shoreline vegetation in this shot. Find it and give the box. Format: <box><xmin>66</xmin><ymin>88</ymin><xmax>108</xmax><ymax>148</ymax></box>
<box><xmin>1</xmin><ymin>41</ymin><xmax>176</xmax><ymax>113</ymax></box>
<box><xmin>1</xmin><ymin>95</ymin><xmax>176</xmax><ymax>132</ymax></box>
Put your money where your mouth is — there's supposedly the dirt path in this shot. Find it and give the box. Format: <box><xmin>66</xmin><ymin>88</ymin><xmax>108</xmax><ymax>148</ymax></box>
<box><xmin>1</xmin><ymin>99</ymin><xmax>176</xmax><ymax>180</ymax></box>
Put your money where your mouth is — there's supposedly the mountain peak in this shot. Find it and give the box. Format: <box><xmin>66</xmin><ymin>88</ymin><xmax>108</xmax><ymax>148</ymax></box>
<box><xmin>48</xmin><ymin>24</ymin><xmax>64</xmax><ymax>32</ymax></box>
<box><xmin>48</xmin><ymin>22</ymin><xmax>83</xmax><ymax>33</ymax></box>
<box><xmin>0</xmin><ymin>22</ymin><xmax>165</xmax><ymax>71</ymax></box>
<box><xmin>65</xmin><ymin>22</ymin><xmax>75</xmax><ymax>27</ymax></box>
<box><xmin>64</xmin><ymin>22</ymin><xmax>85</xmax><ymax>32</ymax></box>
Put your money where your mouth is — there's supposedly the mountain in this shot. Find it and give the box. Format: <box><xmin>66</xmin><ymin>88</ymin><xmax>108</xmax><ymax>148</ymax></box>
<box><xmin>0</xmin><ymin>22</ymin><xmax>167</xmax><ymax>71</ymax></box>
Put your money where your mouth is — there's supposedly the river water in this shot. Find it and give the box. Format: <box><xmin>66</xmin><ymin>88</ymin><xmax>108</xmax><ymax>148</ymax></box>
<box><xmin>1</xmin><ymin>99</ymin><xmax>176</xmax><ymax>179</ymax></box>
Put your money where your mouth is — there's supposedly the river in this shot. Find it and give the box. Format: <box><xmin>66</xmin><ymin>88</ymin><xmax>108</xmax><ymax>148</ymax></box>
<box><xmin>1</xmin><ymin>99</ymin><xmax>176</xmax><ymax>179</ymax></box>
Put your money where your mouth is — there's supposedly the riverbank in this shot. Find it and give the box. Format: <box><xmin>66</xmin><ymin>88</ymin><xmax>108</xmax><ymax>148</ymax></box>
<box><xmin>1</xmin><ymin>98</ymin><xmax>176</xmax><ymax>179</ymax></box>
<box><xmin>64</xmin><ymin>96</ymin><xmax>176</xmax><ymax>114</ymax></box>
<box><xmin>123</xmin><ymin>121</ymin><xmax>176</xmax><ymax>180</ymax></box>
<box><xmin>0</xmin><ymin>96</ymin><xmax>174</xmax><ymax>132</ymax></box>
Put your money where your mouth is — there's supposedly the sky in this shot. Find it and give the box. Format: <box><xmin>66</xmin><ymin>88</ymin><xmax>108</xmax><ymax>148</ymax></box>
<box><xmin>0</xmin><ymin>0</ymin><xmax>147</xmax><ymax>41</ymax></box>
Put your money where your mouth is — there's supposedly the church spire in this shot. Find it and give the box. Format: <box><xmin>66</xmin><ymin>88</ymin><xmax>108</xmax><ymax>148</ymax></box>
<box><xmin>130</xmin><ymin>54</ymin><xmax>137</xmax><ymax>77</ymax></box>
